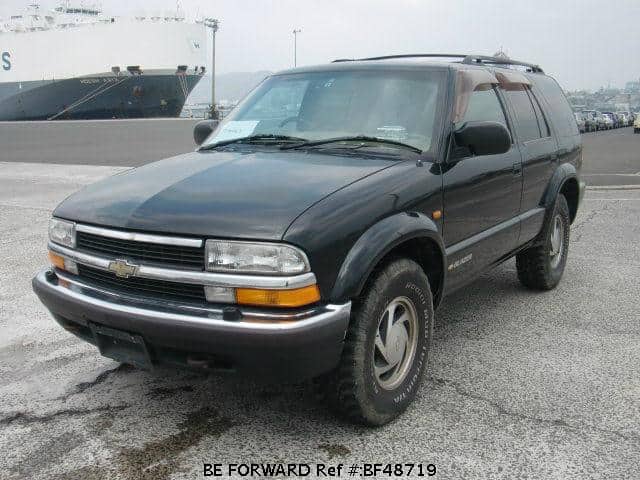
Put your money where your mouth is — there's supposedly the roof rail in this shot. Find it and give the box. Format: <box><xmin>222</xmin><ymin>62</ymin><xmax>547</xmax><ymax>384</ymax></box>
<box><xmin>332</xmin><ymin>53</ymin><xmax>544</xmax><ymax>73</ymax></box>
<box><xmin>461</xmin><ymin>55</ymin><xmax>543</xmax><ymax>73</ymax></box>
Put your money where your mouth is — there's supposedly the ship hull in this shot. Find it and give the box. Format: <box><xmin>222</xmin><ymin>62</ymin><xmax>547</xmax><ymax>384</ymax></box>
<box><xmin>0</xmin><ymin>72</ymin><xmax>203</xmax><ymax>121</ymax></box>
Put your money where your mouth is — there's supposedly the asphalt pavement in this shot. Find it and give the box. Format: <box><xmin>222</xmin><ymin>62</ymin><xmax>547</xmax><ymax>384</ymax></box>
<box><xmin>0</xmin><ymin>161</ymin><xmax>639</xmax><ymax>479</ymax></box>
<box><xmin>1</xmin><ymin>120</ymin><xmax>639</xmax><ymax>186</ymax></box>
<box><xmin>581</xmin><ymin>127</ymin><xmax>640</xmax><ymax>186</ymax></box>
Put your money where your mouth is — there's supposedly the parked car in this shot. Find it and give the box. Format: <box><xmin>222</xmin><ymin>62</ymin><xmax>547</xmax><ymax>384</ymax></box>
<box><xmin>583</xmin><ymin>110</ymin><xmax>604</xmax><ymax>130</ymax></box>
<box><xmin>612</xmin><ymin>113</ymin><xmax>622</xmax><ymax>128</ymax></box>
<box><xmin>595</xmin><ymin>111</ymin><xmax>610</xmax><ymax>130</ymax></box>
<box><xmin>581</xmin><ymin>111</ymin><xmax>597</xmax><ymax>132</ymax></box>
<box><xmin>32</xmin><ymin>53</ymin><xmax>585</xmax><ymax>425</ymax></box>
<box><xmin>574</xmin><ymin>112</ymin><xmax>586</xmax><ymax>133</ymax></box>
<box><xmin>602</xmin><ymin>113</ymin><xmax>615</xmax><ymax>129</ymax></box>
<box><xmin>620</xmin><ymin>112</ymin><xmax>633</xmax><ymax>127</ymax></box>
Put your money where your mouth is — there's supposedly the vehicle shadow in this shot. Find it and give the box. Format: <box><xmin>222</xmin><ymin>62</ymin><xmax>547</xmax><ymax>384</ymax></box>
<box><xmin>123</xmin><ymin>260</ymin><xmax>528</xmax><ymax>425</ymax></box>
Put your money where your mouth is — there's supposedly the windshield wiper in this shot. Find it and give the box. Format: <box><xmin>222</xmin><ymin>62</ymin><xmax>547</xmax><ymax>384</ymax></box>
<box><xmin>199</xmin><ymin>134</ymin><xmax>308</xmax><ymax>151</ymax></box>
<box><xmin>280</xmin><ymin>135</ymin><xmax>422</xmax><ymax>154</ymax></box>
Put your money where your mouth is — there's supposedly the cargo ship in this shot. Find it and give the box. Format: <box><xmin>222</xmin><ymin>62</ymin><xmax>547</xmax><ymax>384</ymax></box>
<box><xmin>0</xmin><ymin>3</ymin><xmax>207</xmax><ymax>120</ymax></box>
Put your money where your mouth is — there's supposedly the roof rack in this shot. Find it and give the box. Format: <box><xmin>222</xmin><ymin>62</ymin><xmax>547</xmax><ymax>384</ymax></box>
<box><xmin>332</xmin><ymin>53</ymin><xmax>544</xmax><ymax>73</ymax></box>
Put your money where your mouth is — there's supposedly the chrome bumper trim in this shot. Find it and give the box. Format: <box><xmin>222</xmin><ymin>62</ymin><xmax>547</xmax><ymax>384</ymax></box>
<box><xmin>49</xmin><ymin>242</ymin><xmax>317</xmax><ymax>290</ymax></box>
<box><xmin>75</xmin><ymin>223</ymin><xmax>203</xmax><ymax>248</ymax></box>
<box><xmin>36</xmin><ymin>268</ymin><xmax>351</xmax><ymax>330</ymax></box>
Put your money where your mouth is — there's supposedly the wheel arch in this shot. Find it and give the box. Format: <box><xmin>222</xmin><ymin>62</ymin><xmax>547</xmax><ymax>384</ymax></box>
<box><xmin>330</xmin><ymin>212</ymin><xmax>446</xmax><ymax>308</ymax></box>
<box><xmin>560</xmin><ymin>177</ymin><xmax>579</xmax><ymax>223</ymax></box>
<box><xmin>542</xmin><ymin>163</ymin><xmax>580</xmax><ymax>224</ymax></box>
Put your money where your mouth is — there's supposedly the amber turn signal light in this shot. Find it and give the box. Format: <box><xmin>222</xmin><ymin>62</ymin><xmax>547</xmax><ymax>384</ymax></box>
<box><xmin>48</xmin><ymin>251</ymin><xmax>65</xmax><ymax>270</ymax></box>
<box><xmin>48</xmin><ymin>250</ymin><xmax>78</xmax><ymax>275</ymax></box>
<box><xmin>236</xmin><ymin>284</ymin><xmax>321</xmax><ymax>308</ymax></box>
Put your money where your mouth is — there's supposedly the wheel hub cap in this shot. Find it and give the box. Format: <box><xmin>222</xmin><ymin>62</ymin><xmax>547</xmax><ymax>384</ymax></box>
<box><xmin>373</xmin><ymin>296</ymin><xmax>419</xmax><ymax>390</ymax></box>
<box><xmin>549</xmin><ymin>214</ymin><xmax>564</xmax><ymax>268</ymax></box>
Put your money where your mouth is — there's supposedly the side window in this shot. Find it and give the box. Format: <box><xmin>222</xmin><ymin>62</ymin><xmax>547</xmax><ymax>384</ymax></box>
<box><xmin>458</xmin><ymin>87</ymin><xmax>508</xmax><ymax>127</ymax></box>
<box><xmin>530</xmin><ymin>75</ymin><xmax>579</xmax><ymax>137</ymax></box>
<box><xmin>528</xmin><ymin>89</ymin><xmax>550</xmax><ymax>137</ymax></box>
<box><xmin>504</xmin><ymin>86</ymin><xmax>541</xmax><ymax>142</ymax></box>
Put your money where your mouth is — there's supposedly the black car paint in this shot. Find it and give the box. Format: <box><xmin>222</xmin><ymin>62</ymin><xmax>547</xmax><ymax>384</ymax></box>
<box><xmin>53</xmin><ymin>149</ymin><xmax>397</xmax><ymax>240</ymax></box>
<box><xmin>284</xmin><ymin>160</ymin><xmax>444</xmax><ymax>301</ymax></box>
<box><xmin>53</xmin><ymin>61</ymin><xmax>582</xmax><ymax>307</ymax></box>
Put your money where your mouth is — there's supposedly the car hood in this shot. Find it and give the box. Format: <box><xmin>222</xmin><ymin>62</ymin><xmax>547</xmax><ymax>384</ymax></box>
<box><xmin>54</xmin><ymin>149</ymin><xmax>395</xmax><ymax>240</ymax></box>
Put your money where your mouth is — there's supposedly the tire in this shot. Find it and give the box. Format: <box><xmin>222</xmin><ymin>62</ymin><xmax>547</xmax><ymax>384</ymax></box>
<box><xmin>320</xmin><ymin>258</ymin><xmax>434</xmax><ymax>426</ymax></box>
<box><xmin>516</xmin><ymin>194</ymin><xmax>570</xmax><ymax>290</ymax></box>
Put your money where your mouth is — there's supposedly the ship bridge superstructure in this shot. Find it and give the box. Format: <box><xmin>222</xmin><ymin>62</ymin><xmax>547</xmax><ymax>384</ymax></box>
<box><xmin>0</xmin><ymin>3</ymin><xmax>193</xmax><ymax>35</ymax></box>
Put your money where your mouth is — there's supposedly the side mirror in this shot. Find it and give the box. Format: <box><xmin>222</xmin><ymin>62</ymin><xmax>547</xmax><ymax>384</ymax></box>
<box><xmin>453</xmin><ymin>121</ymin><xmax>511</xmax><ymax>157</ymax></box>
<box><xmin>193</xmin><ymin>119</ymin><xmax>219</xmax><ymax>146</ymax></box>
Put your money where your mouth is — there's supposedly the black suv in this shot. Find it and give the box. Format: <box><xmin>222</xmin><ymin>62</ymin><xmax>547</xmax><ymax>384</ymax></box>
<box><xmin>33</xmin><ymin>54</ymin><xmax>585</xmax><ymax>426</ymax></box>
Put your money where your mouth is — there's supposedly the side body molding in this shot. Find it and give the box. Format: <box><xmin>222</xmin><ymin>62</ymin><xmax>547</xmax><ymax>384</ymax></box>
<box><xmin>330</xmin><ymin>212</ymin><xmax>445</xmax><ymax>303</ymax></box>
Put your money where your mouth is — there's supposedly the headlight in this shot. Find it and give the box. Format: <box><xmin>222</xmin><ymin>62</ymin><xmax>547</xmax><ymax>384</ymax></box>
<box><xmin>49</xmin><ymin>218</ymin><xmax>76</xmax><ymax>248</ymax></box>
<box><xmin>205</xmin><ymin>240</ymin><xmax>310</xmax><ymax>275</ymax></box>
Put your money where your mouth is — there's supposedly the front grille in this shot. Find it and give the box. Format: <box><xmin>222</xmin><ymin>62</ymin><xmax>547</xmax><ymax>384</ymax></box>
<box><xmin>77</xmin><ymin>265</ymin><xmax>206</xmax><ymax>303</ymax></box>
<box><xmin>76</xmin><ymin>231</ymin><xmax>204</xmax><ymax>270</ymax></box>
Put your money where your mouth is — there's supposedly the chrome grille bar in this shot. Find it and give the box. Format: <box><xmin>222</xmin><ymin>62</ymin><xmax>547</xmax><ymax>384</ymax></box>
<box><xmin>49</xmin><ymin>242</ymin><xmax>317</xmax><ymax>290</ymax></box>
<box><xmin>76</xmin><ymin>224</ymin><xmax>203</xmax><ymax>248</ymax></box>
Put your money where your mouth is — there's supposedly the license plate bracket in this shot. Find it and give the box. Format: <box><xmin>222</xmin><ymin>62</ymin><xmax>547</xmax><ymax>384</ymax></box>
<box><xmin>89</xmin><ymin>323</ymin><xmax>153</xmax><ymax>370</ymax></box>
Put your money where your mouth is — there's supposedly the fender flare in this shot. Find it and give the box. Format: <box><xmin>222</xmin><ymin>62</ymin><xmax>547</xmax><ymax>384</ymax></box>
<box><xmin>330</xmin><ymin>212</ymin><xmax>446</xmax><ymax>303</ymax></box>
<box><xmin>541</xmin><ymin>163</ymin><xmax>578</xmax><ymax>211</ymax></box>
<box><xmin>530</xmin><ymin>163</ymin><xmax>580</xmax><ymax>245</ymax></box>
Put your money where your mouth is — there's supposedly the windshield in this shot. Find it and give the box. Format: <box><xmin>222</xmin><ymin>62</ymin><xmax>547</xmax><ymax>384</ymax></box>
<box><xmin>204</xmin><ymin>69</ymin><xmax>445</xmax><ymax>152</ymax></box>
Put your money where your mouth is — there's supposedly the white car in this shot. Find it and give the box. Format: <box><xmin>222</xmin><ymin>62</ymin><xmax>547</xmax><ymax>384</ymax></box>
<box><xmin>617</xmin><ymin>113</ymin><xmax>628</xmax><ymax>127</ymax></box>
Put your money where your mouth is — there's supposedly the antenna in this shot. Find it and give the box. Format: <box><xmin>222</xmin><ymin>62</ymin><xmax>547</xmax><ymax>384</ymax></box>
<box><xmin>293</xmin><ymin>28</ymin><xmax>302</xmax><ymax>67</ymax></box>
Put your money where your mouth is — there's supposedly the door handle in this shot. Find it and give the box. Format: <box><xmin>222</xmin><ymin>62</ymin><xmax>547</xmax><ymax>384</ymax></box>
<box><xmin>512</xmin><ymin>163</ymin><xmax>522</xmax><ymax>176</ymax></box>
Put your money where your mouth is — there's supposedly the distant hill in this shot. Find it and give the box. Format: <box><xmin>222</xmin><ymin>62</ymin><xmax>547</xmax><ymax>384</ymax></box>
<box><xmin>187</xmin><ymin>71</ymin><xmax>272</xmax><ymax>105</ymax></box>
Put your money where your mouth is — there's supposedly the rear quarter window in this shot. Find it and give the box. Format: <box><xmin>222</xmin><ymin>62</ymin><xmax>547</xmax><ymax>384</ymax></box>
<box><xmin>503</xmin><ymin>86</ymin><xmax>541</xmax><ymax>143</ymax></box>
<box><xmin>529</xmin><ymin>75</ymin><xmax>579</xmax><ymax>138</ymax></box>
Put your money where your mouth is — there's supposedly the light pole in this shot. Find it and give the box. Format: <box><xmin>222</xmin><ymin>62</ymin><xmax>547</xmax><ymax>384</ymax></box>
<box><xmin>204</xmin><ymin>18</ymin><xmax>220</xmax><ymax>118</ymax></box>
<box><xmin>292</xmin><ymin>28</ymin><xmax>302</xmax><ymax>67</ymax></box>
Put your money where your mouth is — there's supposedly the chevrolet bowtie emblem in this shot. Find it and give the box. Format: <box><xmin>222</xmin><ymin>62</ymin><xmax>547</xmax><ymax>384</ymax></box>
<box><xmin>107</xmin><ymin>259</ymin><xmax>138</xmax><ymax>278</ymax></box>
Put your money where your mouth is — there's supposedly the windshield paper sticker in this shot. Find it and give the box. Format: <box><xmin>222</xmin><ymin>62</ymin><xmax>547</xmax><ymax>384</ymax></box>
<box><xmin>213</xmin><ymin>121</ymin><xmax>259</xmax><ymax>142</ymax></box>
<box><xmin>376</xmin><ymin>126</ymin><xmax>408</xmax><ymax>141</ymax></box>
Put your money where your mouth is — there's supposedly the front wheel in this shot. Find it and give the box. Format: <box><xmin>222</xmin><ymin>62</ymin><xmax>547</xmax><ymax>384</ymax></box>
<box><xmin>321</xmin><ymin>258</ymin><xmax>434</xmax><ymax>426</ymax></box>
<box><xmin>516</xmin><ymin>194</ymin><xmax>570</xmax><ymax>290</ymax></box>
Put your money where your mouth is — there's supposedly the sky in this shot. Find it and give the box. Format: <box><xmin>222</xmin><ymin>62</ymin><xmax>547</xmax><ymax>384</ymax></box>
<box><xmin>2</xmin><ymin>0</ymin><xmax>640</xmax><ymax>91</ymax></box>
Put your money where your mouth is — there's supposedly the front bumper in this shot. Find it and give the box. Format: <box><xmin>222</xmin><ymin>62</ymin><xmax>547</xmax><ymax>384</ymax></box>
<box><xmin>32</xmin><ymin>268</ymin><xmax>351</xmax><ymax>382</ymax></box>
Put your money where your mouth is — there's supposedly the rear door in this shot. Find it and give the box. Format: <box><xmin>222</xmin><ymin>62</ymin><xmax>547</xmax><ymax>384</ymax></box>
<box><xmin>442</xmin><ymin>85</ymin><xmax>523</xmax><ymax>289</ymax></box>
<box><xmin>501</xmin><ymin>83</ymin><xmax>558</xmax><ymax>243</ymax></box>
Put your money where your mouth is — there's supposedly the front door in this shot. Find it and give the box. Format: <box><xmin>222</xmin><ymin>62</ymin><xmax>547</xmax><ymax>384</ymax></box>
<box><xmin>441</xmin><ymin>86</ymin><xmax>523</xmax><ymax>290</ymax></box>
